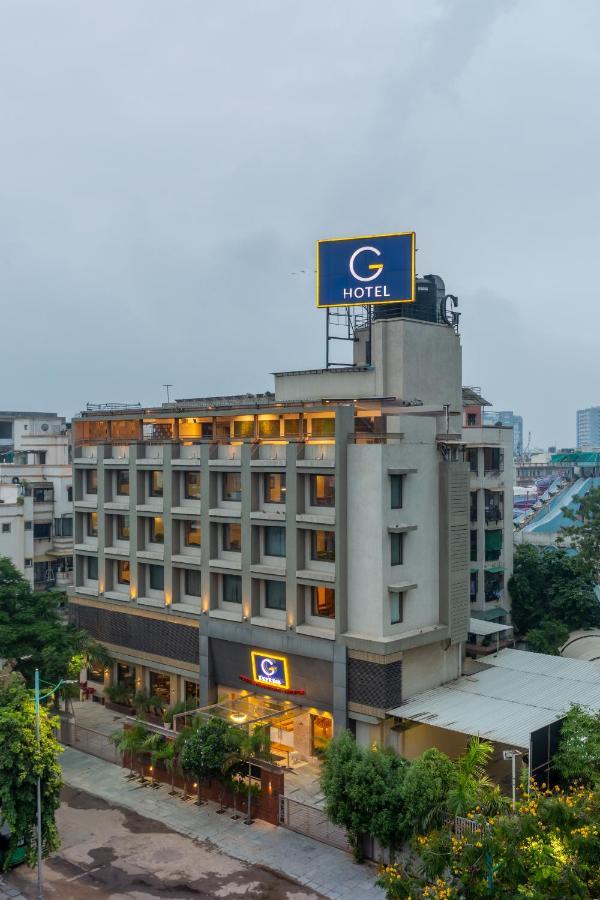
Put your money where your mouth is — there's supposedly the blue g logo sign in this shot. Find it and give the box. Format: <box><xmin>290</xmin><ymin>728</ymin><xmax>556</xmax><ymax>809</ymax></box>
<box><xmin>349</xmin><ymin>246</ymin><xmax>384</xmax><ymax>283</ymax></box>
<box><xmin>260</xmin><ymin>657</ymin><xmax>277</xmax><ymax>678</ymax></box>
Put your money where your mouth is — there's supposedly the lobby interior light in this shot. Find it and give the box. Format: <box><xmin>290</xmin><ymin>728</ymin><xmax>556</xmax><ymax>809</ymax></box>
<box><xmin>230</xmin><ymin>712</ymin><xmax>248</xmax><ymax>724</ymax></box>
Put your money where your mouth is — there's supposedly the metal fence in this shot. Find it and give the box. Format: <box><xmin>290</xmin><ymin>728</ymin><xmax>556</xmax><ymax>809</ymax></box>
<box><xmin>442</xmin><ymin>813</ymin><xmax>483</xmax><ymax>837</ymax></box>
<box><xmin>60</xmin><ymin>720</ymin><xmax>121</xmax><ymax>765</ymax></box>
<box><xmin>279</xmin><ymin>796</ymin><xmax>352</xmax><ymax>854</ymax></box>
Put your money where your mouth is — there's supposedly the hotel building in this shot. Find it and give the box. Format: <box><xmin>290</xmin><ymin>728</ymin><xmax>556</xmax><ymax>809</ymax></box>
<box><xmin>69</xmin><ymin>306</ymin><xmax>513</xmax><ymax>754</ymax></box>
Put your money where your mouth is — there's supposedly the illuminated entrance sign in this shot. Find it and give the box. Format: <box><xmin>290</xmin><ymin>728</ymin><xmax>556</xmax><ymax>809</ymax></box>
<box><xmin>317</xmin><ymin>232</ymin><xmax>416</xmax><ymax>308</ymax></box>
<box><xmin>251</xmin><ymin>651</ymin><xmax>289</xmax><ymax>689</ymax></box>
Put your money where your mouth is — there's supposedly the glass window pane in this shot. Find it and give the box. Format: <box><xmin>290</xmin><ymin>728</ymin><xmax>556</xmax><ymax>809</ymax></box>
<box><xmin>223</xmin><ymin>523</ymin><xmax>241</xmax><ymax>552</ymax></box>
<box><xmin>310</xmin><ymin>475</ymin><xmax>335</xmax><ymax>507</ymax></box>
<box><xmin>223</xmin><ymin>574</ymin><xmax>242</xmax><ymax>604</ymax></box>
<box><xmin>150</xmin><ymin>470</ymin><xmax>163</xmax><ymax>497</ymax></box>
<box><xmin>184</xmin><ymin>471</ymin><xmax>201</xmax><ymax>499</ymax></box>
<box><xmin>265</xmin><ymin>580</ymin><xmax>286</xmax><ymax>610</ymax></box>
<box><xmin>117</xmin><ymin>515</ymin><xmax>130</xmax><ymax>540</ymax></box>
<box><xmin>86</xmin><ymin>470</ymin><xmax>97</xmax><ymax>494</ymax></box>
<box><xmin>311</xmin><ymin>586</ymin><xmax>335</xmax><ymax>618</ymax></box>
<box><xmin>390</xmin><ymin>474</ymin><xmax>403</xmax><ymax>509</ymax></box>
<box><xmin>87</xmin><ymin>556</ymin><xmax>98</xmax><ymax>580</ymax></box>
<box><xmin>150</xmin><ymin>516</ymin><xmax>164</xmax><ymax>544</ymax></box>
<box><xmin>117</xmin><ymin>470</ymin><xmax>129</xmax><ymax>495</ymax></box>
<box><xmin>311</xmin><ymin>530</ymin><xmax>335</xmax><ymax>562</ymax></box>
<box><xmin>117</xmin><ymin>559</ymin><xmax>130</xmax><ymax>584</ymax></box>
<box><xmin>310</xmin><ymin>418</ymin><xmax>335</xmax><ymax>437</ymax></box>
<box><xmin>233</xmin><ymin>419</ymin><xmax>254</xmax><ymax>438</ymax></box>
<box><xmin>222</xmin><ymin>473</ymin><xmax>241</xmax><ymax>501</ymax></box>
<box><xmin>149</xmin><ymin>565</ymin><xmax>164</xmax><ymax>591</ymax></box>
<box><xmin>185</xmin><ymin>521</ymin><xmax>201</xmax><ymax>546</ymax></box>
<box><xmin>265</xmin><ymin>526</ymin><xmax>286</xmax><ymax>557</ymax></box>
<box><xmin>264</xmin><ymin>473</ymin><xmax>286</xmax><ymax>504</ymax></box>
<box><xmin>259</xmin><ymin>418</ymin><xmax>279</xmax><ymax>437</ymax></box>
<box><xmin>391</xmin><ymin>532</ymin><xmax>403</xmax><ymax>566</ymax></box>
<box><xmin>184</xmin><ymin>569</ymin><xmax>201</xmax><ymax>596</ymax></box>
<box><xmin>391</xmin><ymin>592</ymin><xmax>403</xmax><ymax>624</ymax></box>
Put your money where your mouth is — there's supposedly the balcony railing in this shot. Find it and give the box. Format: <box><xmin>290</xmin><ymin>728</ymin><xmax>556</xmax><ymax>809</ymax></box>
<box><xmin>485</xmin><ymin>507</ymin><xmax>503</xmax><ymax>524</ymax></box>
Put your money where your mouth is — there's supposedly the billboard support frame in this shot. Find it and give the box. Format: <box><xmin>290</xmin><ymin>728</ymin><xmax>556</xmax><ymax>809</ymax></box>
<box><xmin>325</xmin><ymin>305</ymin><xmax>372</xmax><ymax>369</ymax></box>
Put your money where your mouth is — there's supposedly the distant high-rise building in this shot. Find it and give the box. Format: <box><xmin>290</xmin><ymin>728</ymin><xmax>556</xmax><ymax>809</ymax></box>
<box><xmin>483</xmin><ymin>410</ymin><xmax>523</xmax><ymax>457</ymax></box>
<box><xmin>577</xmin><ymin>407</ymin><xmax>600</xmax><ymax>449</ymax></box>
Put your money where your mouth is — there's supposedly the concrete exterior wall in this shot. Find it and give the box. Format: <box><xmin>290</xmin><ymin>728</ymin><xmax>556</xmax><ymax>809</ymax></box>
<box><xmin>401</xmin><ymin>641</ymin><xmax>461</xmax><ymax>698</ymax></box>
<box><xmin>274</xmin><ymin>368</ymin><xmax>376</xmax><ymax>403</ymax></box>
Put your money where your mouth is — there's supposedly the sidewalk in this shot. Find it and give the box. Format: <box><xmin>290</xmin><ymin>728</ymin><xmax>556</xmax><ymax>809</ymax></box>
<box><xmin>60</xmin><ymin>747</ymin><xmax>383</xmax><ymax>900</ymax></box>
<box><xmin>0</xmin><ymin>877</ymin><xmax>27</xmax><ymax>900</ymax></box>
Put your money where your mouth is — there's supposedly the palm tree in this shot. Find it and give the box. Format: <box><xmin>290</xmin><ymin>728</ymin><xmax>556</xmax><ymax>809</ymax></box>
<box><xmin>447</xmin><ymin>737</ymin><xmax>494</xmax><ymax>817</ymax></box>
<box><xmin>139</xmin><ymin>731</ymin><xmax>165</xmax><ymax>786</ymax></box>
<box><xmin>111</xmin><ymin>724</ymin><xmax>149</xmax><ymax>779</ymax></box>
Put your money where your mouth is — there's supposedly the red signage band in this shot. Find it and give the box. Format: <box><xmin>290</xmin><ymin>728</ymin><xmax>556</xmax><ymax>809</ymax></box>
<box><xmin>239</xmin><ymin>675</ymin><xmax>306</xmax><ymax>695</ymax></box>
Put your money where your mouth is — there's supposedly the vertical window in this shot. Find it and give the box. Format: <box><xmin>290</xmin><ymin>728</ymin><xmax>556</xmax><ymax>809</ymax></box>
<box><xmin>264</xmin><ymin>473</ymin><xmax>286</xmax><ymax>504</ymax></box>
<box><xmin>184</xmin><ymin>569</ymin><xmax>201</xmax><ymax>597</ymax></box>
<box><xmin>470</xmin><ymin>571</ymin><xmax>478</xmax><ymax>602</ymax></box>
<box><xmin>86</xmin><ymin>470</ymin><xmax>98</xmax><ymax>495</ymax></box>
<box><xmin>149</xmin><ymin>565</ymin><xmax>164</xmax><ymax>591</ymax></box>
<box><xmin>33</xmin><ymin>523</ymin><xmax>51</xmax><ymax>539</ymax></box>
<box><xmin>149</xmin><ymin>516</ymin><xmax>164</xmax><ymax>544</ymax></box>
<box><xmin>87</xmin><ymin>556</ymin><xmax>98</xmax><ymax>580</ymax></box>
<box><xmin>67</xmin><ymin>486</ymin><xmax>73</xmax><ymax>502</ymax></box>
<box><xmin>391</xmin><ymin>532</ymin><xmax>403</xmax><ymax>566</ymax></box>
<box><xmin>117</xmin><ymin>663</ymin><xmax>135</xmax><ymax>689</ymax></box>
<box><xmin>88</xmin><ymin>511</ymin><xmax>98</xmax><ymax>537</ymax></box>
<box><xmin>222</xmin><ymin>472</ymin><xmax>241</xmax><ymax>501</ymax></box>
<box><xmin>184</xmin><ymin>471</ymin><xmax>201</xmax><ymax>499</ymax></box>
<box><xmin>467</xmin><ymin>448</ymin><xmax>478</xmax><ymax>474</ymax></box>
<box><xmin>223</xmin><ymin>523</ymin><xmax>241</xmax><ymax>552</ymax></box>
<box><xmin>311</xmin><ymin>586</ymin><xmax>335</xmax><ymax>619</ymax></box>
<box><xmin>311</xmin><ymin>530</ymin><xmax>335</xmax><ymax>562</ymax></box>
<box><xmin>390</xmin><ymin>592</ymin><xmax>403</xmax><ymax>624</ymax></box>
<box><xmin>184</xmin><ymin>521</ymin><xmax>201</xmax><ymax>547</ymax></box>
<box><xmin>310</xmin><ymin>475</ymin><xmax>335</xmax><ymax>507</ymax></box>
<box><xmin>149</xmin><ymin>671</ymin><xmax>171</xmax><ymax>702</ymax></box>
<box><xmin>117</xmin><ymin>470</ymin><xmax>129</xmax><ymax>495</ymax></box>
<box><xmin>1</xmin><ymin>523</ymin><xmax>10</xmax><ymax>533</ymax></box>
<box><xmin>265</xmin><ymin>580</ymin><xmax>286</xmax><ymax>610</ymax></box>
<box><xmin>149</xmin><ymin>470</ymin><xmax>163</xmax><ymax>497</ymax></box>
<box><xmin>264</xmin><ymin>526</ymin><xmax>286</xmax><ymax>557</ymax></box>
<box><xmin>117</xmin><ymin>515</ymin><xmax>130</xmax><ymax>541</ymax></box>
<box><xmin>310</xmin><ymin>417</ymin><xmax>335</xmax><ymax>437</ymax></box>
<box><xmin>117</xmin><ymin>559</ymin><xmax>130</xmax><ymax>584</ymax></box>
<box><xmin>223</xmin><ymin>574</ymin><xmax>242</xmax><ymax>604</ymax></box>
<box><xmin>390</xmin><ymin>474</ymin><xmax>403</xmax><ymax>510</ymax></box>
<box><xmin>470</xmin><ymin>530</ymin><xmax>478</xmax><ymax>562</ymax></box>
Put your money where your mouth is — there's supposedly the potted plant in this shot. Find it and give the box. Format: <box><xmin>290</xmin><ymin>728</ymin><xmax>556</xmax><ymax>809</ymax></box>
<box><xmin>104</xmin><ymin>683</ymin><xmax>134</xmax><ymax>714</ymax></box>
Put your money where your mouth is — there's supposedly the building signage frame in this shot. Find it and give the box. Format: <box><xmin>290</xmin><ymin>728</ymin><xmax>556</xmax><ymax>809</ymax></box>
<box><xmin>250</xmin><ymin>651</ymin><xmax>290</xmax><ymax>690</ymax></box>
<box><xmin>317</xmin><ymin>231</ymin><xmax>416</xmax><ymax>309</ymax></box>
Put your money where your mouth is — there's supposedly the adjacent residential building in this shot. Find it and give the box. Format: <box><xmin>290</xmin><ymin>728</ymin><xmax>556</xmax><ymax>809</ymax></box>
<box><xmin>69</xmin><ymin>303</ymin><xmax>514</xmax><ymax>754</ymax></box>
<box><xmin>0</xmin><ymin>411</ymin><xmax>73</xmax><ymax>590</ymax></box>
<box><xmin>577</xmin><ymin>406</ymin><xmax>600</xmax><ymax>449</ymax></box>
<box><xmin>483</xmin><ymin>409</ymin><xmax>523</xmax><ymax>457</ymax></box>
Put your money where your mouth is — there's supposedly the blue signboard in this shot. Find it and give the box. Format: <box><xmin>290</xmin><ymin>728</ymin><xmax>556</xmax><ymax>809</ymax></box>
<box><xmin>317</xmin><ymin>232</ymin><xmax>415</xmax><ymax>308</ymax></box>
<box><xmin>251</xmin><ymin>651</ymin><xmax>289</xmax><ymax>689</ymax></box>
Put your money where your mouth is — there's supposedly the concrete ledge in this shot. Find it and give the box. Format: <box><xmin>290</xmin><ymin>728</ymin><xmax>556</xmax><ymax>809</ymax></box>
<box><xmin>341</xmin><ymin>624</ymin><xmax>450</xmax><ymax>655</ymax></box>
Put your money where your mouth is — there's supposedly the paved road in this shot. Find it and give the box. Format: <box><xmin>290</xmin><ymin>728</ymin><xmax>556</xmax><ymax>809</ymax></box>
<box><xmin>5</xmin><ymin>785</ymin><xmax>323</xmax><ymax>899</ymax></box>
<box><xmin>56</xmin><ymin>748</ymin><xmax>382</xmax><ymax>899</ymax></box>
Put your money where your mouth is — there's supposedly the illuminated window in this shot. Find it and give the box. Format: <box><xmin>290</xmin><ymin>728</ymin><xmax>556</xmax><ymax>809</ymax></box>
<box><xmin>283</xmin><ymin>418</ymin><xmax>300</xmax><ymax>437</ymax></box>
<box><xmin>222</xmin><ymin>472</ymin><xmax>241</xmax><ymax>502</ymax></box>
<box><xmin>117</xmin><ymin>515</ymin><xmax>130</xmax><ymax>541</ymax></box>
<box><xmin>311</xmin><ymin>530</ymin><xmax>335</xmax><ymax>562</ymax></box>
<box><xmin>311</xmin><ymin>586</ymin><xmax>335</xmax><ymax>618</ymax></box>
<box><xmin>184</xmin><ymin>520</ymin><xmax>201</xmax><ymax>547</ymax></box>
<box><xmin>185</xmin><ymin>680</ymin><xmax>200</xmax><ymax>702</ymax></box>
<box><xmin>149</xmin><ymin>470</ymin><xmax>163</xmax><ymax>497</ymax></box>
<box><xmin>264</xmin><ymin>473</ymin><xmax>286</xmax><ymax>504</ymax></box>
<box><xmin>310</xmin><ymin>417</ymin><xmax>335</xmax><ymax>437</ymax></box>
<box><xmin>391</xmin><ymin>532</ymin><xmax>403</xmax><ymax>566</ymax></box>
<box><xmin>149</xmin><ymin>671</ymin><xmax>171</xmax><ymax>702</ymax></box>
<box><xmin>223</xmin><ymin>574</ymin><xmax>242</xmax><ymax>604</ymax></box>
<box><xmin>264</xmin><ymin>526</ymin><xmax>285</xmax><ymax>557</ymax></box>
<box><xmin>233</xmin><ymin>419</ymin><xmax>254</xmax><ymax>438</ymax></box>
<box><xmin>86</xmin><ymin>470</ymin><xmax>97</xmax><ymax>495</ymax></box>
<box><xmin>390</xmin><ymin>474</ymin><xmax>403</xmax><ymax>509</ymax></box>
<box><xmin>150</xmin><ymin>516</ymin><xmax>164</xmax><ymax>544</ymax></box>
<box><xmin>88</xmin><ymin>512</ymin><xmax>98</xmax><ymax>537</ymax></box>
<box><xmin>117</xmin><ymin>559</ymin><xmax>130</xmax><ymax>585</ymax></box>
<box><xmin>265</xmin><ymin>580</ymin><xmax>286</xmax><ymax>610</ymax></box>
<box><xmin>223</xmin><ymin>523</ymin><xmax>241</xmax><ymax>552</ymax></box>
<box><xmin>310</xmin><ymin>474</ymin><xmax>335</xmax><ymax>507</ymax></box>
<box><xmin>184</xmin><ymin>569</ymin><xmax>201</xmax><ymax>596</ymax></box>
<box><xmin>259</xmin><ymin>418</ymin><xmax>279</xmax><ymax>438</ymax></box>
<box><xmin>149</xmin><ymin>565</ymin><xmax>164</xmax><ymax>591</ymax></box>
<box><xmin>390</xmin><ymin>592</ymin><xmax>403</xmax><ymax>624</ymax></box>
<box><xmin>184</xmin><ymin>471</ymin><xmax>201</xmax><ymax>499</ymax></box>
<box><xmin>116</xmin><ymin>470</ymin><xmax>129</xmax><ymax>495</ymax></box>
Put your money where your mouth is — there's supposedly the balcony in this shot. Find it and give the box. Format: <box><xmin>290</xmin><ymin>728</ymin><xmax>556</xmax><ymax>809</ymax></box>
<box><xmin>485</xmin><ymin>507</ymin><xmax>503</xmax><ymax>525</ymax></box>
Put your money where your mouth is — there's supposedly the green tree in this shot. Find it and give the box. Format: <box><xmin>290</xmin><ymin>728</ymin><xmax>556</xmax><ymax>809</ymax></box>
<box><xmin>553</xmin><ymin>704</ymin><xmax>600</xmax><ymax>783</ymax></box>
<box><xmin>446</xmin><ymin>737</ymin><xmax>495</xmax><ymax>817</ymax></box>
<box><xmin>508</xmin><ymin>544</ymin><xmax>600</xmax><ymax>635</ymax></box>
<box><xmin>558</xmin><ymin>486</ymin><xmax>600</xmax><ymax>581</ymax></box>
<box><xmin>401</xmin><ymin>748</ymin><xmax>454</xmax><ymax>834</ymax></box>
<box><xmin>320</xmin><ymin>730</ymin><xmax>365</xmax><ymax>858</ymax></box>
<box><xmin>0</xmin><ymin>670</ymin><xmax>62</xmax><ymax>869</ymax></box>
<box><xmin>0</xmin><ymin>557</ymin><xmax>108</xmax><ymax>687</ymax></box>
<box><xmin>180</xmin><ymin>716</ymin><xmax>241</xmax><ymax>804</ymax></box>
<box><xmin>526</xmin><ymin>619</ymin><xmax>570</xmax><ymax>655</ymax></box>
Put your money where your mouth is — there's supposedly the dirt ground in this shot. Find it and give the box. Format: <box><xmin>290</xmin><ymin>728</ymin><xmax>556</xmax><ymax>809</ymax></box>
<box><xmin>7</xmin><ymin>786</ymin><xmax>324</xmax><ymax>900</ymax></box>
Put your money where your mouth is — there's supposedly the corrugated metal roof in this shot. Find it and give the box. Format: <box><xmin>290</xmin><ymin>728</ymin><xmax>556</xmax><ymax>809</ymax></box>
<box><xmin>468</xmin><ymin>618</ymin><xmax>513</xmax><ymax>636</ymax></box>
<box><xmin>388</xmin><ymin>649</ymin><xmax>600</xmax><ymax>749</ymax></box>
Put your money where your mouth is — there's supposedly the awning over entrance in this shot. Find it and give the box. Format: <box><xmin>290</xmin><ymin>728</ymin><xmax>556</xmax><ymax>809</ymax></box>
<box><xmin>387</xmin><ymin>649</ymin><xmax>600</xmax><ymax>750</ymax></box>
<box><xmin>173</xmin><ymin>692</ymin><xmax>302</xmax><ymax>731</ymax></box>
<box><xmin>468</xmin><ymin>618</ymin><xmax>513</xmax><ymax>637</ymax></box>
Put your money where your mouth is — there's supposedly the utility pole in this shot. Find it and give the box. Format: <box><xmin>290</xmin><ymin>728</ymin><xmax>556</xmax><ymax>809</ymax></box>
<box><xmin>163</xmin><ymin>384</ymin><xmax>173</xmax><ymax>403</ymax></box>
<box><xmin>35</xmin><ymin>668</ymin><xmax>43</xmax><ymax>900</ymax></box>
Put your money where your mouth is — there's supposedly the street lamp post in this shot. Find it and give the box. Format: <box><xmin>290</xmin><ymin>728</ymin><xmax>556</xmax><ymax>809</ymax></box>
<box><xmin>34</xmin><ymin>668</ymin><xmax>77</xmax><ymax>900</ymax></box>
<box><xmin>503</xmin><ymin>749</ymin><xmax>523</xmax><ymax>811</ymax></box>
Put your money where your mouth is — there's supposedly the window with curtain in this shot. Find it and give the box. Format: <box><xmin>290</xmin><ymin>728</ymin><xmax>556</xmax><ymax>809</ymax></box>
<box><xmin>184</xmin><ymin>471</ymin><xmax>201</xmax><ymax>499</ymax></box>
<box><xmin>149</xmin><ymin>470</ymin><xmax>163</xmax><ymax>497</ymax></box>
<box><xmin>264</xmin><ymin>473</ymin><xmax>286</xmax><ymax>504</ymax></box>
<box><xmin>184</xmin><ymin>521</ymin><xmax>201</xmax><ymax>547</ymax></box>
<box><xmin>117</xmin><ymin>515</ymin><xmax>130</xmax><ymax>541</ymax></box>
<box><xmin>184</xmin><ymin>569</ymin><xmax>201</xmax><ymax>596</ymax></box>
<box><xmin>223</xmin><ymin>574</ymin><xmax>242</xmax><ymax>604</ymax></box>
<box><xmin>222</xmin><ymin>472</ymin><xmax>241</xmax><ymax>501</ymax></box>
<box><xmin>265</xmin><ymin>526</ymin><xmax>286</xmax><ymax>557</ymax></box>
<box><xmin>116</xmin><ymin>470</ymin><xmax>129</xmax><ymax>495</ymax></box>
<box><xmin>310</xmin><ymin>474</ymin><xmax>335</xmax><ymax>507</ymax></box>
<box><xmin>311</xmin><ymin>586</ymin><xmax>335</xmax><ymax>618</ymax></box>
<box><xmin>150</xmin><ymin>516</ymin><xmax>164</xmax><ymax>544</ymax></box>
<box><xmin>311</xmin><ymin>530</ymin><xmax>335</xmax><ymax>562</ymax></box>
<box><xmin>265</xmin><ymin>580</ymin><xmax>286</xmax><ymax>610</ymax></box>
<box><xmin>117</xmin><ymin>559</ymin><xmax>130</xmax><ymax>585</ymax></box>
<box><xmin>223</xmin><ymin>523</ymin><xmax>241</xmax><ymax>552</ymax></box>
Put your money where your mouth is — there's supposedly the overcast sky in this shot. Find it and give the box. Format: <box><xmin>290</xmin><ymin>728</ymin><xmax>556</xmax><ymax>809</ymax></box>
<box><xmin>1</xmin><ymin>0</ymin><xmax>598</xmax><ymax>448</ymax></box>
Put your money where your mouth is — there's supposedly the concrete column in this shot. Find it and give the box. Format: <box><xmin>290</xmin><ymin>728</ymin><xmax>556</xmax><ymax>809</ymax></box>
<box><xmin>285</xmin><ymin>442</ymin><xmax>298</xmax><ymax>628</ymax></box>
<box><xmin>200</xmin><ymin>444</ymin><xmax>211</xmax><ymax>611</ymax></box>
<box><xmin>97</xmin><ymin>445</ymin><xmax>107</xmax><ymax>593</ymax></box>
<box><xmin>169</xmin><ymin>673</ymin><xmax>178</xmax><ymax>706</ymax></box>
<box><xmin>332</xmin><ymin>641</ymin><xmax>348</xmax><ymax>734</ymax></box>
<box><xmin>199</xmin><ymin>633</ymin><xmax>216</xmax><ymax>706</ymax></box>
<box><xmin>129</xmin><ymin>445</ymin><xmax>140</xmax><ymax>601</ymax></box>
<box><xmin>163</xmin><ymin>444</ymin><xmax>173</xmax><ymax>605</ymax></box>
<box><xmin>334</xmin><ymin>405</ymin><xmax>353</xmax><ymax>637</ymax></box>
<box><xmin>240</xmin><ymin>443</ymin><xmax>252</xmax><ymax>619</ymax></box>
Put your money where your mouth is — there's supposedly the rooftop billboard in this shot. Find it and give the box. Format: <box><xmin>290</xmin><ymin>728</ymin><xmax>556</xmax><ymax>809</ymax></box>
<box><xmin>317</xmin><ymin>231</ymin><xmax>415</xmax><ymax>309</ymax></box>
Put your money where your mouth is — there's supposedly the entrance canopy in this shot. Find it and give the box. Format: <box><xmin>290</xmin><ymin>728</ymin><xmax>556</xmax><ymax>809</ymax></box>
<box><xmin>468</xmin><ymin>618</ymin><xmax>512</xmax><ymax>637</ymax></box>
<box><xmin>388</xmin><ymin>649</ymin><xmax>600</xmax><ymax>750</ymax></box>
<box><xmin>173</xmin><ymin>692</ymin><xmax>301</xmax><ymax>731</ymax></box>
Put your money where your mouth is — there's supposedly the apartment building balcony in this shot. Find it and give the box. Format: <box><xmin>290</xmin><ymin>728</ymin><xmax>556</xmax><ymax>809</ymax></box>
<box><xmin>73</xmin><ymin>445</ymin><xmax>98</xmax><ymax>464</ymax></box>
<box><xmin>485</xmin><ymin>507</ymin><xmax>503</xmax><ymax>525</ymax></box>
<box><xmin>136</xmin><ymin>445</ymin><xmax>164</xmax><ymax>465</ymax></box>
<box><xmin>172</xmin><ymin>444</ymin><xmax>202</xmax><ymax>465</ymax></box>
<box><xmin>104</xmin><ymin>445</ymin><xmax>130</xmax><ymax>465</ymax></box>
<box><xmin>296</xmin><ymin>444</ymin><xmax>335</xmax><ymax>468</ymax></box>
<box><xmin>250</xmin><ymin>443</ymin><xmax>287</xmax><ymax>466</ymax></box>
<box><xmin>209</xmin><ymin>444</ymin><xmax>241</xmax><ymax>466</ymax></box>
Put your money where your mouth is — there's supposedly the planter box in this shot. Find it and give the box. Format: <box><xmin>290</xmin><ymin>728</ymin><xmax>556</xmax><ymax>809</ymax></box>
<box><xmin>105</xmin><ymin>701</ymin><xmax>135</xmax><ymax>716</ymax></box>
